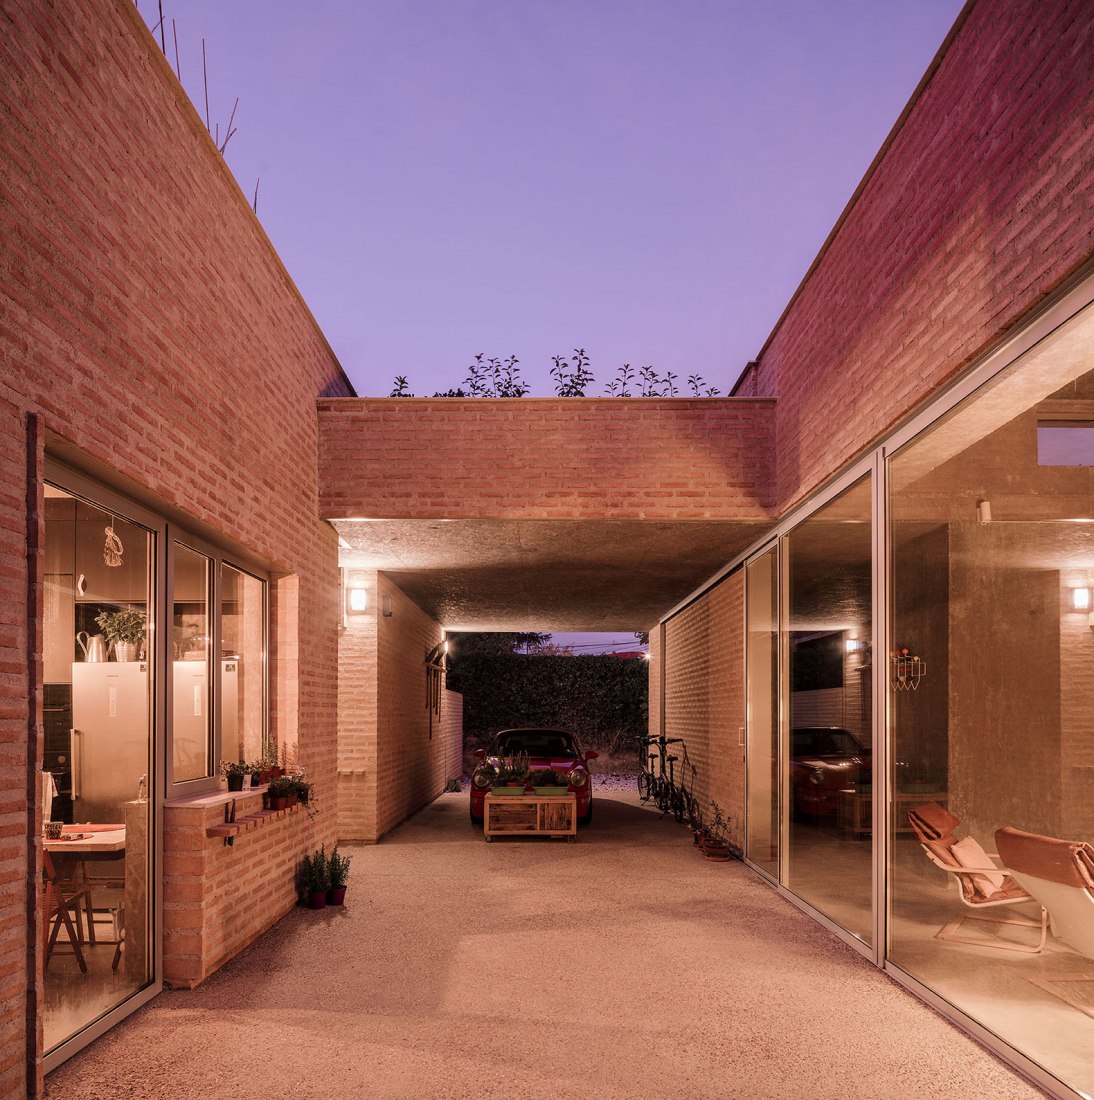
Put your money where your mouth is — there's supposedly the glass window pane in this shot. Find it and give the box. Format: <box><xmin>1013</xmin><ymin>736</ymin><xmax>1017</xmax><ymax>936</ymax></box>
<box><xmin>172</xmin><ymin>543</ymin><xmax>213</xmax><ymax>783</ymax></box>
<box><xmin>43</xmin><ymin>484</ymin><xmax>154</xmax><ymax>1051</ymax></box>
<box><xmin>746</xmin><ymin>548</ymin><xmax>779</xmax><ymax>877</ymax></box>
<box><xmin>221</xmin><ymin>564</ymin><xmax>266</xmax><ymax>765</ymax></box>
<box><xmin>889</xmin><ymin>302</ymin><xmax>1094</xmax><ymax>1096</ymax></box>
<box><xmin>785</xmin><ymin>475</ymin><xmax>873</xmax><ymax>944</ymax></box>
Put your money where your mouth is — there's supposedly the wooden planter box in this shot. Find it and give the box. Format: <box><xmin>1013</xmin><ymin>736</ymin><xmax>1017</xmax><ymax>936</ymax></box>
<box><xmin>483</xmin><ymin>794</ymin><xmax>577</xmax><ymax>841</ymax></box>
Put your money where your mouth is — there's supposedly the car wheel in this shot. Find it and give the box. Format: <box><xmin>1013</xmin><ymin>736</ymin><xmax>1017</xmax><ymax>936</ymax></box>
<box><xmin>578</xmin><ymin>803</ymin><xmax>593</xmax><ymax>826</ymax></box>
<box><xmin>470</xmin><ymin>806</ymin><xmax>483</xmax><ymax>826</ymax></box>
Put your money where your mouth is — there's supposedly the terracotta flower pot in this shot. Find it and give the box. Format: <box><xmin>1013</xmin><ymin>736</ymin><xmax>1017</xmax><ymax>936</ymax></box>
<box><xmin>307</xmin><ymin>890</ymin><xmax>327</xmax><ymax>910</ymax></box>
<box><xmin>327</xmin><ymin>886</ymin><xmax>347</xmax><ymax>906</ymax></box>
<box><xmin>702</xmin><ymin>842</ymin><xmax>732</xmax><ymax>862</ymax></box>
<box><xmin>269</xmin><ymin>795</ymin><xmax>288</xmax><ymax>811</ymax></box>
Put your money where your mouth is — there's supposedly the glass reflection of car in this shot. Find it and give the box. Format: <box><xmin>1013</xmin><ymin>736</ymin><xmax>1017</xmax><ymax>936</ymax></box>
<box><xmin>790</xmin><ymin>727</ymin><xmax>869</xmax><ymax>818</ymax></box>
<box><xmin>470</xmin><ymin>728</ymin><xmax>598</xmax><ymax>825</ymax></box>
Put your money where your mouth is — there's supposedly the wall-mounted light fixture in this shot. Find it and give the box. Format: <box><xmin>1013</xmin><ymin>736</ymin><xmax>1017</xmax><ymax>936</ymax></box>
<box><xmin>346</xmin><ymin>585</ymin><xmax>367</xmax><ymax>613</ymax></box>
<box><xmin>845</xmin><ymin>637</ymin><xmax>864</xmax><ymax>654</ymax></box>
<box><xmin>1070</xmin><ymin>586</ymin><xmax>1092</xmax><ymax>612</ymax></box>
<box><xmin>382</xmin><ymin>596</ymin><xmax>393</xmax><ymax>618</ymax></box>
<box><xmin>976</xmin><ymin>499</ymin><xmax>992</xmax><ymax>524</ymax></box>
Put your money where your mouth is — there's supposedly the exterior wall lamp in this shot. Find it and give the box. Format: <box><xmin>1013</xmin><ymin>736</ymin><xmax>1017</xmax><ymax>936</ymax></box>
<box><xmin>347</xmin><ymin>586</ymin><xmax>367</xmax><ymax>613</ymax></box>
<box><xmin>1069</xmin><ymin>586</ymin><xmax>1091</xmax><ymax>611</ymax></box>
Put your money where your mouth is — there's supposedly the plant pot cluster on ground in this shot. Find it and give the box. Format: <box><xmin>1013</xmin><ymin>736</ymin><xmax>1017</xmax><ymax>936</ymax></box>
<box><xmin>300</xmin><ymin>845</ymin><xmax>351</xmax><ymax>909</ymax></box>
<box><xmin>691</xmin><ymin>800</ymin><xmax>742</xmax><ymax>862</ymax></box>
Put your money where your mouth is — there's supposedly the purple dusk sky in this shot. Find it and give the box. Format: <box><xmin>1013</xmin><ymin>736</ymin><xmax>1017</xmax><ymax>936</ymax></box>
<box><xmin>143</xmin><ymin>0</ymin><xmax>962</xmax><ymax>399</ymax></box>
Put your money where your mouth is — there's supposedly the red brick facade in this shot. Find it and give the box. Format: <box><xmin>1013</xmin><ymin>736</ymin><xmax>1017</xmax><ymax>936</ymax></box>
<box><xmin>1</xmin><ymin>1</ymin><xmax>351</xmax><ymax>1092</ymax></box>
<box><xmin>1</xmin><ymin>0</ymin><xmax>1092</xmax><ymax>1094</ymax></box>
<box><xmin>748</xmin><ymin>0</ymin><xmax>1094</xmax><ymax>514</ymax></box>
<box><xmin>318</xmin><ymin>398</ymin><xmax>776</xmax><ymax>521</ymax></box>
<box><xmin>661</xmin><ymin>576</ymin><xmax>745</xmax><ymax>848</ymax></box>
<box><xmin>337</xmin><ymin>571</ymin><xmax>462</xmax><ymax>842</ymax></box>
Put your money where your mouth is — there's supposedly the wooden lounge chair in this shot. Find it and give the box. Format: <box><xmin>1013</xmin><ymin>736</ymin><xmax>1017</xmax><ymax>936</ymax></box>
<box><xmin>907</xmin><ymin>803</ymin><xmax>1046</xmax><ymax>953</ymax></box>
<box><xmin>995</xmin><ymin>827</ymin><xmax>1094</xmax><ymax>1018</ymax></box>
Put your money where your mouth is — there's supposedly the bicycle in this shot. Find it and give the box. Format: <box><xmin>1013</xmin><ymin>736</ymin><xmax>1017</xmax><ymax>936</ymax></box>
<box><xmin>637</xmin><ymin>734</ymin><xmax>684</xmax><ymax>815</ymax></box>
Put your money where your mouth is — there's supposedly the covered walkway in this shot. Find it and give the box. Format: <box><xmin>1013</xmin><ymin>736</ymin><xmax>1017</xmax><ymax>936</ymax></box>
<box><xmin>47</xmin><ymin>793</ymin><xmax>1042</xmax><ymax>1099</ymax></box>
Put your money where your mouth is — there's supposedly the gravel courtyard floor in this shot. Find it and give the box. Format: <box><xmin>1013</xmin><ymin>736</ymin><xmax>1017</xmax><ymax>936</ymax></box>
<box><xmin>46</xmin><ymin>791</ymin><xmax>1045</xmax><ymax>1099</ymax></box>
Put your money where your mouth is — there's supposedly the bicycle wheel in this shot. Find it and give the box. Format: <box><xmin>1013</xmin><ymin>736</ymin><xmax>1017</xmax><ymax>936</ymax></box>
<box><xmin>671</xmin><ymin>785</ymin><xmax>685</xmax><ymax>824</ymax></box>
<box><xmin>655</xmin><ymin>777</ymin><xmax>670</xmax><ymax>814</ymax></box>
<box><xmin>637</xmin><ymin>771</ymin><xmax>652</xmax><ymax>802</ymax></box>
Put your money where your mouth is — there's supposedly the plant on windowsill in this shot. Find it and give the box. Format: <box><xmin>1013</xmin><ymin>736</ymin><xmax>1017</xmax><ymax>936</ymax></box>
<box><xmin>95</xmin><ymin>608</ymin><xmax>147</xmax><ymax>662</ymax></box>
<box><xmin>301</xmin><ymin>846</ymin><xmax>331</xmax><ymax>910</ymax></box>
<box><xmin>220</xmin><ymin>760</ymin><xmax>248</xmax><ymax>792</ymax></box>
<box><xmin>268</xmin><ymin>775</ymin><xmax>296</xmax><ymax>811</ymax></box>
<box><xmin>327</xmin><ymin>845</ymin><xmax>351</xmax><ymax>906</ymax></box>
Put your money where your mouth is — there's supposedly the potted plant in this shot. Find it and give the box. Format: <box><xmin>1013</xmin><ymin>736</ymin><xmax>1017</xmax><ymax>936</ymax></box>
<box><xmin>94</xmin><ymin>608</ymin><xmax>147</xmax><ymax>662</ymax></box>
<box><xmin>290</xmin><ymin>774</ymin><xmax>312</xmax><ymax>805</ymax></box>
<box><xmin>695</xmin><ymin>800</ymin><xmax>735</xmax><ymax>861</ymax></box>
<box><xmin>220</xmin><ymin>760</ymin><xmax>248</xmax><ymax>792</ymax></box>
<box><xmin>327</xmin><ymin>845</ymin><xmax>351</xmax><ymax>906</ymax></box>
<box><xmin>246</xmin><ymin>761</ymin><xmax>263</xmax><ymax>788</ymax></box>
<box><xmin>490</xmin><ymin>753</ymin><xmax>531</xmax><ymax>795</ymax></box>
<box><xmin>256</xmin><ymin>747</ymin><xmax>283</xmax><ymax>785</ymax></box>
<box><xmin>530</xmin><ymin>768</ymin><xmax>569</xmax><ymax>795</ymax></box>
<box><xmin>301</xmin><ymin>847</ymin><xmax>331</xmax><ymax>909</ymax></box>
<box><xmin>268</xmin><ymin>775</ymin><xmax>296</xmax><ymax>810</ymax></box>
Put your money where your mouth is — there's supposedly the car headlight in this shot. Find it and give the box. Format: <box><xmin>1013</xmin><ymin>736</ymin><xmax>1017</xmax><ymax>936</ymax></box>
<box><xmin>568</xmin><ymin>768</ymin><xmax>588</xmax><ymax>788</ymax></box>
<box><xmin>472</xmin><ymin>769</ymin><xmax>493</xmax><ymax>789</ymax></box>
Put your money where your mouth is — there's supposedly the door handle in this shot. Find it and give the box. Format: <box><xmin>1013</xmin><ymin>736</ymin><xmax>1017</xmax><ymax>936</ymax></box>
<box><xmin>71</xmin><ymin>728</ymin><xmax>81</xmax><ymax>801</ymax></box>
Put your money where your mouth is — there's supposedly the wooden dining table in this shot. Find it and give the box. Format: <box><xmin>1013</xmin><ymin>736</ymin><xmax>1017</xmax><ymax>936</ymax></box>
<box><xmin>43</xmin><ymin>825</ymin><xmax>127</xmax><ymax>965</ymax></box>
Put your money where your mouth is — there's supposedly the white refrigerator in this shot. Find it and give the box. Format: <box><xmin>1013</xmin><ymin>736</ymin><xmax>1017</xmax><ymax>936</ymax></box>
<box><xmin>71</xmin><ymin>662</ymin><xmax>151</xmax><ymax>823</ymax></box>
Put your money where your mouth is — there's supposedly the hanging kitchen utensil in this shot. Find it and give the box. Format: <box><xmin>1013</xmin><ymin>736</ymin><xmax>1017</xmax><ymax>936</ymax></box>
<box><xmin>103</xmin><ymin>519</ymin><xmax>124</xmax><ymax>567</ymax></box>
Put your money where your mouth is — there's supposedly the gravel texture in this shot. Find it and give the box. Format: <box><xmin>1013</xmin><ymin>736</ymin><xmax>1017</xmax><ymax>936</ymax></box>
<box><xmin>46</xmin><ymin>792</ymin><xmax>1046</xmax><ymax>1100</ymax></box>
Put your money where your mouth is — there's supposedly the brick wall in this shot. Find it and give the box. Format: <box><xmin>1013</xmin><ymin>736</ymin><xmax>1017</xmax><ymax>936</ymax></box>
<box><xmin>337</xmin><ymin>570</ymin><xmax>379</xmax><ymax>841</ymax></box>
<box><xmin>318</xmin><ymin>398</ymin><xmax>776</xmax><ymax>521</ymax></box>
<box><xmin>337</xmin><ymin>571</ymin><xmax>461</xmax><ymax>842</ymax></box>
<box><xmin>162</xmin><ymin>793</ymin><xmax>318</xmax><ymax>988</ymax></box>
<box><xmin>752</xmin><ymin>0</ymin><xmax>1094</xmax><ymax>513</ymax></box>
<box><xmin>374</xmin><ymin>576</ymin><xmax>454</xmax><ymax>838</ymax></box>
<box><xmin>0</xmin><ymin>0</ymin><xmax>352</xmax><ymax>1091</ymax></box>
<box><xmin>662</xmin><ymin>574</ymin><xmax>745</xmax><ymax>848</ymax></box>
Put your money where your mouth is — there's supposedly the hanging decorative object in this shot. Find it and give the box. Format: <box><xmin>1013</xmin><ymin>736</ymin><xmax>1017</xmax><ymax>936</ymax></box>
<box><xmin>891</xmin><ymin>647</ymin><xmax>925</xmax><ymax>692</ymax></box>
<box><xmin>103</xmin><ymin>520</ymin><xmax>124</xmax><ymax>568</ymax></box>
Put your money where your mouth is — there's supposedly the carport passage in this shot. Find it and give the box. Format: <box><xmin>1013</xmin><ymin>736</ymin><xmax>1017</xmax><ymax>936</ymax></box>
<box><xmin>47</xmin><ymin>793</ymin><xmax>1042</xmax><ymax>1099</ymax></box>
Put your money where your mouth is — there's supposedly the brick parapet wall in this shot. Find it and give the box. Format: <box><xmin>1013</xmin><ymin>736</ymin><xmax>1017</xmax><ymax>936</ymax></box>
<box><xmin>662</xmin><ymin>575</ymin><xmax>745</xmax><ymax>848</ymax></box>
<box><xmin>0</xmin><ymin>1</ymin><xmax>352</xmax><ymax>1090</ymax></box>
<box><xmin>318</xmin><ymin>398</ymin><xmax>776</xmax><ymax>521</ymax></box>
<box><xmin>752</xmin><ymin>0</ymin><xmax>1094</xmax><ymax>513</ymax></box>
<box><xmin>163</xmin><ymin>793</ymin><xmax>317</xmax><ymax>988</ymax></box>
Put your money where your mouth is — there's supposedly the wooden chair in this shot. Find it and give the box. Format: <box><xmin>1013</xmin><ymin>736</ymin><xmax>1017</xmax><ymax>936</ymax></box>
<box><xmin>996</xmin><ymin>827</ymin><xmax>1094</xmax><ymax>1018</ymax></box>
<box><xmin>43</xmin><ymin>851</ymin><xmax>90</xmax><ymax>975</ymax></box>
<box><xmin>907</xmin><ymin>803</ymin><xmax>1047</xmax><ymax>953</ymax></box>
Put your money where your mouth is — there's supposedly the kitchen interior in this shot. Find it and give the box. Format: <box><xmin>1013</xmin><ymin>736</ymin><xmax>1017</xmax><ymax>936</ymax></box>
<box><xmin>43</xmin><ymin>485</ymin><xmax>155</xmax><ymax>1053</ymax></box>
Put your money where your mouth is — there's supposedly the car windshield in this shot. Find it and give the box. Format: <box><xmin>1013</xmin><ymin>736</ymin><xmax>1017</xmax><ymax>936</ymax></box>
<box><xmin>792</xmin><ymin>728</ymin><xmax>864</xmax><ymax>757</ymax></box>
<box><xmin>492</xmin><ymin>730</ymin><xmax>578</xmax><ymax>758</ymax></box>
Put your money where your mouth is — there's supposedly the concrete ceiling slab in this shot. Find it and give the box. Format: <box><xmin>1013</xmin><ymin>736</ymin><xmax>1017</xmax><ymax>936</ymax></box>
<box><xmin>334</xmin><ymin>519</ymin><xmax>765</xmax><ymax>631</ymax></box>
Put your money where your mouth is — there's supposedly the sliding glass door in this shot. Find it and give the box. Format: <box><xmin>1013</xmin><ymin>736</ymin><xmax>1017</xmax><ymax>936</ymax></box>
<box><xmin>42</xmin><ymin>479</ymin><xmax>156</xmax><ymax>1057</ymax></box>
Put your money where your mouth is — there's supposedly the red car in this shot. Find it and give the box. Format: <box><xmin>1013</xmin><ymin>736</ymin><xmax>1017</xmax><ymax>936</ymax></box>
<box><xmin>470</xmin><ymin>728</ymin><xmax>597</xmax><ymax>825</ymax></box>
<box><xmin>790</xmin><ymin>726</ymin><xmax>870</xmax><ymax>817</ymax></box>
